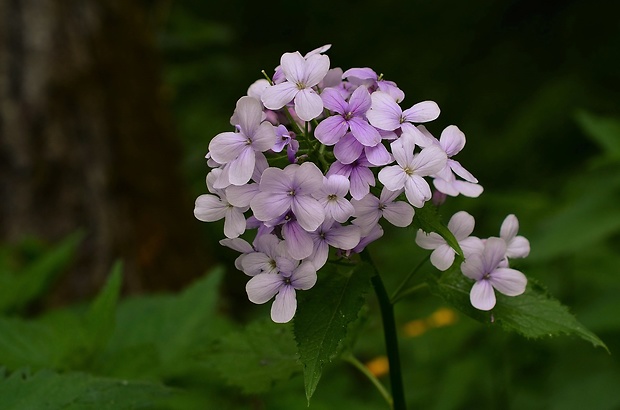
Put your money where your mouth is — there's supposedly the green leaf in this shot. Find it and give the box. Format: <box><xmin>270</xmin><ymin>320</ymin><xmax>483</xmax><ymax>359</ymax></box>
<box><xmin>101</xmin><ymin>268</ymin><xmax>228</xmax><ymax>378</ymax></box>
<box><xmin>85</xmin><ymin>261</ymin><xmax>123</xmax><ymax>353</ymax></box>
<box><xmin>413</xmin><ymin>203</ymin><xmax>463</xmax><ymax>256</ymax></box>
<box><xmin>205</xmin><ymin>319</ymin><xmax>300</xmax><ymax>394</ymax></box>
<box><xmin>0</xmin><ymin>232</ymin><xmax>83</xmax><ymax>313</ymax></box>
<box><xmin>423</xmin><ymin>267</ymin><xmax>607</xmax><ymax>351</ymax></box>
<box><xmin>294</xmin><ymin>262</ymin><xmax>372</xmax><ymax>403</ymax></box>
<box><xmin>576</xmin><ymin>111</ymin><xmax>620</xmax><ymax>159</ymax></box>
<box><xmin>0</xmin><ymin>368</ymin><xmax>170</xmax><ymax>410</ymax></box>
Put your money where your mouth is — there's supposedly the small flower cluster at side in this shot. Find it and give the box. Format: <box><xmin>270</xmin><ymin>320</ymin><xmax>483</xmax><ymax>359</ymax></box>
<box><xmin>416</xmin><ymin>213</ymin><xmax>530</xmax><ymax>310</ymax></box>
<box><xmin>195</xmin><ymin>45</ymin><xmax>486</xmax><ymax>322</ymax></box>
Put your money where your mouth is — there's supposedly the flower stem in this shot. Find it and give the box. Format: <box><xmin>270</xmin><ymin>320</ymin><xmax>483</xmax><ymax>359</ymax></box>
<box><xmin>361</xmin><ymin>250</ymin><xmax>407</xmax><ymax>410</ymax></box>
<box><xmin>343</xmin><ymin>354</ymin><xmax>393</xmax><ymax>408</ymax></box>
<box><xmin>390</xmin><ymin>254</ymin><xmax>430</xmax><ymax>304</ymax></box>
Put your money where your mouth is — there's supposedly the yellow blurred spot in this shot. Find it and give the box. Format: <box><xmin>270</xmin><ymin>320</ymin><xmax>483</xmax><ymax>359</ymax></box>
<box><xmin>428</xmin><ymin>307</ymin><xmax>458</xmax><ymax>328</ymax></box>
<box><xmin>403</xmin><ymin>319</ymin><xmax>428</xmax><ymax>337</ymax></box>
<box><xmin>365</xmin><ymin>356</ymin><xmax>389</xmax><ymax>378</ymax></box>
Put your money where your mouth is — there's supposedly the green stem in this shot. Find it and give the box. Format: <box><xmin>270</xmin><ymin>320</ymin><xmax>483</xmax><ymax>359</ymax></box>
<box><xmin>343</xmin><ymin>354</ymin><xmax>393</xmax><ymax>408</ymax></box>
<box><xmin>390</xmin><ymin>254</ymin><xmax>430</xmax><ymax>304</ymax></box>
<box><xmin>391</xmin><ymin>283</ymin><xmax>428</xmax><ymax>304</ymax></box>
<box><xmin>361</xmin><ymin>250</ymin><xmax>407</xmax><ymax>410</ymax></box>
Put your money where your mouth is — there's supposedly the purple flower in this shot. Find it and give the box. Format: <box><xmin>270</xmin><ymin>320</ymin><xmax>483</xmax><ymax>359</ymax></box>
<box><xmin>314</xmin><ymin>86</ymin><xmax>381</xmax><ymax>147</ymax></box>
<box><xmin>415</xmin><ymin>211</ymin><xmax>484</xmax><ymax>271</ymax></box>
<box><xmin>262</xmin><ymin>51</ymin><xmax>330</xmax><ymax>121</ymax></box>
<box><xmin>308</xmin><ymin>220</ymin><xmax>361</xmax><ymax>269</ymax></box>
<box><xmin>352</xmin><ymin>188</ymin><xmax>415</xmax><ymax>235</ymax></box>
<box><xmin>251</xmin><ymin>162</ymin><xmax>325</xmax><ymax>232</ymax></box>
<box><xmin>194</xmin><ymin>192</ymin><xmax>247</xmax><ymax>239</ymax></box>
<box><xmin>327</xmin><ymin>153</ymin><xmax>376</xmax><ymax>200</ymax></box>
<box><xmin>208</xmin><ymin>97</ymin><xmax>276</xmax><ymax>187</ymax></box>
<box><xmin>461</xmin><ymin>237</ymin><xmax>527</xmax><ymax>311</ymax></box>
<box><xmin>246</xmin><ymin>261</ymin><xmax>317</xmax><ymax>323</ymax></box>
<box><xmin>313</xmin><ymin>175</ymin><xmax>355</xmax><ymax>223</ymax></box>
<box><xmin>378</xmin><ymin>135</ymin><xmax>447</xmax><ymax>207</ymax></box>
<box><xmin>220</xmin><ymin>237</ymin><xmax>253</xmax><ymax>271</ymax></box>
<box><xmin>500</xmin><ymin>214</ymin><xmax>530</xmax><ymax>259</ymax></box>
<box><xmin>333</xmin><ymin>132</ymin><xmax>392</xmax><ymax>166</ymax></box>
<box><xmin>431</xmin><ymin>125</ymin><xmax>483</xmax><ymax>198</ymax></box>
<box><xmin>366</xmin><ymin>91</ymin><xmax>440</xmax><ymax>133</ymax></box>
<box><xmin>342</xmin><ymin>68</ymin><xmax>405</xmax><ymax>103</ymax></box>
<box><xmin>350</xmin><ymin>223</ymin><xmax>384</xmax><ymax>254</ymax></box>
<box><xmin>240</xmin><ymin>234</ymin><xmax>284</xmax><ymax>276</ymax></box>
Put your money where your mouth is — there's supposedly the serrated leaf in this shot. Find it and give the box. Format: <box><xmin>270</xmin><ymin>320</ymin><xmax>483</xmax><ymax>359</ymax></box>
<box><xmin>294</xmin><ymin>262</ymin><xmax>372</xmax><ymax>403</ymax></box>
<box><xmin>206</xmin><ymin>319</ymin><xmax>300</xmax><ymax>394</ymax></box>
<box><xmin>413</xmin><ymin>203</ymin><xmax>463</xmax><ymax>256</ymax></box>
<box><xmin>0</xmin><ymin>368</ymin><xmax>170</xmax><ymax>410</ymax></box>
<box><xmin>0</xmin><ymin>232</ymin><xmax>83</xmax><ymax>313</ymax></box>
<box><xmin>424</xmin><ymin>267</ymin><xmax>607</xmax><ymax>351</ymax></box>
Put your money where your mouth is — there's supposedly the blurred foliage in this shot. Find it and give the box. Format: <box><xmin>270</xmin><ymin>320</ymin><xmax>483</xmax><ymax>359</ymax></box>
<box><xmin>1</xmin><ymin>0</ymin><xmax>619</xmax><ymax>408</ymax></box>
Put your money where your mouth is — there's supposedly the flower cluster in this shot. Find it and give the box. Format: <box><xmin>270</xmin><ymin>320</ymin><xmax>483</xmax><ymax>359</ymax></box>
<box><xmin>194</xmin><ymin>45</ymin><xmax>527</xmax><ymax>322</ymax></box>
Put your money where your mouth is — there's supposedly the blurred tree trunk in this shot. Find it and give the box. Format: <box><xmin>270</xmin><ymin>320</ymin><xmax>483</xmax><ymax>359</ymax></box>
<box><xmin>0</xmin><ymin>0</ymin><xmax>211</xmax><ymax>302</ymax></box>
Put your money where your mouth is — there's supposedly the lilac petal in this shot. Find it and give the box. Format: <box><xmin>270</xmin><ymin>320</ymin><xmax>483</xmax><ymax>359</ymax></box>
<box><xmin>352</xmin><ymin>223</ymin><xmax>384</xmax><ymax>253</ymax></box>
<box><xmin>247</xmin><ymin>79</ymin><xmax>270</xmax><ymax>100</ymax></box>
<box><xmin>470</xmin><ymin>280</ymin><xmax>496</xmax><ymax>311</ymax></box>
<box><xmin>404</xmin><ymin>175</ymin><xmax>432</xmax><ymax>208</ymax></box>
<box><xmin>324</xmin><ymin>174</ymin><xmax>350</xmax><ymax>197</ymax></box>
<box><xmin>500</xmin><ymin>214</ymin><xmax>520</xmax><ymax>240</ymax></box>
<box><xmin>482</xmin><ymin>238</ymin><xmax>508</xmax><ymax>272</ymax></box>
<box><xmin>275</xmin><ymin>255</ymin><xmax>298</xmax><ymax>274</ymax></box>
<box><xmin>246</xmin><ymin>273</ymin><xmax>283</xmax><ymax>304</ymax></box>
<box><xmin>251</xmin><ymin>122</ymin><xmax>277</xmax><ymax>152</ymax></box>
<box><xmin>415</xmin><ymin>231</ymin><xmax>444</xmax><ymax>250</ymax></box>
<box><xmin>350</xmin><ymin>166</ymin><xmax>376</xmax><ymax>200</ymax></box>
<box><xmin>403</xmin><ymin>126</ymin><xmax>438</xmax><ymax>148</ymax></box>
<box><xmin>251</xmin><ymin>191</ymin><xmax>291</xmax><ymax>222</ymax></box>
<box><xmin>364</xmin><ymin>143</ymin><xmax>392</xmax><ymax>166</ymax></box>
<box><xmin>309</xmin><ymin>240</ymin><xmax>329</xmax><ymax>270</ymax></box>
<box><xmin>352</xmin><ymin>213</ymin><xmax>381</xmax><ymax>236</ymax></box>
<box><xmin>367</xmin><ymin>91</ymin><xmax>402</xmax><ymax>131</ymax></box>
<box><xmin>280</xmin><ymin>52</ymin><xmax>306</xmax><ymax>83</ymax></box>
<box><xmin>351</xmin><ymin>193</ymin><xmax>379</xmax><ymax>215</ymax></box>
<box><xmin>411</xmin><ymin>146</ymin><xmax>447</xmax><ymax>176</ymax></box>
<box><xmin>460</xmin><ymin>236</ymin><xmax>485</xmax><ymax>258</ymax></box>
<box><xmin>294</xmin><ymin>162</ymin><xmax>325</xmax><ymax>194</ymax></box>
<box><xmin>378</xmin><ymin>165</ymin><xmax>407</xmax><ymax>192</ymax></box>
<box><xmin>449</xmin><ymin>159</ymin><xmax>478</xmax><ymax>183</ymax></box>
<box><xmin>282</xmin><ymin>221</ymin><xmax>314</xmax><ymax>260</ymax></box>
<box><xmin>454</xmin><ymin>180</ymin><xmax>484</xmax><ymax>197</ymax></box>
<box><xmin>254</xmin><ymin>233</ymin><xmax>281</xmax><ymax>257</ymax></box>
<box><xmin>390</xmin><ymin>137</ymin><xmax>414</xmax><ymax>169</ymax></box>
<box><xmin>321</xmin><ymin>87</ymin><xmax>347</xmax><ymax>114</ymax></box>
<box><xmin>212</xmin><ymin>164</ymin><xmax>231</xmax><ymax>189</ymax></box>
<box><xmin>228</xmin><ymin>146</ymin><xmax>255</xmax><ymax>186</ymax></box>
<box><xmin>321</xmin><ymin>67</ymin><xmax>343</xmax><ymax>88</ymax></box>
<box><xmin>439</xmin><ymin>125</ymin><xmax>466</xmax><ymax>157</ymax></box>
<box><xmin>382</xmin><ymin>201</ymin><xmax>415</xmax><ymax>228</ymax></box>
<box><xmin>448</xmin><ymin>211</ymin><xmax>475</xmax><ymax>240</ymax></box>
<box><xmin>348</xmin><ymin>85</ymin><xmax>372</xmax><ymax>115</ymax></box>
<box><xmin>461</xmin><ymin>254</ymin><xmax>485</xmax><ymax>281</ymax></box>
<box><xmin>253</xmin><ymin>152</ymin><xmax>269</xmax><ymax>183</ymax></box>
<box><xmin>379</xmin><ymin>187</ymin><xmax>402</xmax><ymax>203</ymax></box>
<box><xmin>291</xmin><ymin>261</ymin><xmax>317</xmax><ymax>290</ymax></box>
<box><xmin>349</xmin><ymin>117</ymin><xmax>382</xmax><ymax>146</ymax></box>
<box><xmin>326</xmin><ymin>224</ymin><xmax>361</xmax><ymax>250</ymax></box>
<box><xmin>334</xmin><ymin>133</ymin><xmax>364</xmax><ymax>164</ymax></box>
<box><xmin>315</xmin><ymin>115</ymin><xmax>348</xmax><ymax>146</ymax></box>
<box><xmin>402</xmin><ymin>101</ymin><xmax>440</xmax><ymax>123</ymax></box>
<box><xmin>342</xmin><ymin>67</ymin><xmax>377</xmax><ymax>81</ymax></box>
<box><xmin>262</xmin><ymin>81</ymin><xmax>299</xmax><ymax>110</ymax></box>
<box><xmin>226</xmin><ymin>183</ymin><xmax>259</xmax><ymax>207</ymax></box>
<box><xmin>305</xmin><ymin>44</ymin><xmax>331</xmax><ymax>58</ymax></box>
<box><xmin>224</xmin><ymin>208</ymin><xmax>246</xmax><ymax>238</ymax></box>
<box><xmin>219</xmin><ymin>237</ymin><xmax>253</xmax><ymax>254</ymax></box>
<box><xmin>259</xmin><ymin>167</ymin><xmax>292</xmax><ymax>192</ymax></box>
<box><xmin>230</xmin><ymin>96</ymin><xmax>262</xmax><ymax>137</ymax></box>
<box><xmin>294</xmin><ymin>88</ymin><xmax>324</xmax><ymax>121</ymax></box>
<box><xmin>271</xmin><ymin>285</ymin><xmax>297</xmax><ymax>323</ymax></box>
<box><xmin>292</xmin><ymin>196</ymin><xmax>325</xmax><ymax>232</ymax></box>
<box><xmin>433</xmin><ymin>177</ymin><xmax>460</xmax><ymax>197</ymax></box>
<box><xmin>194</xmin><ymin>194</ymin><xmax>227</xmax><ymax>222</ymax></box>
<box><xmin>431</xmin><ymin>244</ymin><xmax>456</xmax><ymax>271</ymax></box>
<box><xmin>506</xmin><ymin>236</ymin><xmax>530</xmax><ymax>259</ymax></box>
<box><xmin>326</xmin><ymin>198</ymin><xmax>355</xmax><ymax>223</ymax></box>
<box><xmin>208</xmin><ymin>131</ymin><xmax>247</xmax><ymax>164</ymax></box>
<box><xmin>303</xmin><ymin>53</ymin><xmax>330</xmax><ymax>87</ymax></box>
<box><xmin>241</xmin><ymin>252</ymin><xmax>273</xmax><ymax>276</ymax></box>
<box><xmin>377</xmin><ymin>80</ymin><xmax>405</xmax><ymax>103</ymax></box>
<box><xmin>489</xmin><ymin>268</ymin><xmax>527</xmax><ymax>296</ymax></box>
